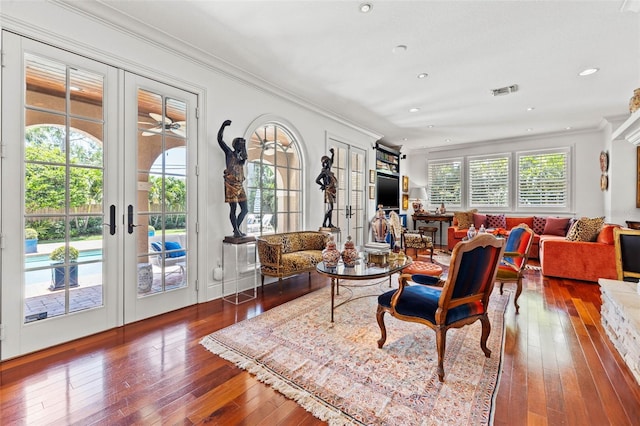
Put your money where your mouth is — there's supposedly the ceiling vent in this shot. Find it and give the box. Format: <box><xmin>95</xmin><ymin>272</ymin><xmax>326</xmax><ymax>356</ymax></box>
<box><xmin>491</xmin><ymin>84</ymin><xmax>518</xmax><ymax>96</ymax></box>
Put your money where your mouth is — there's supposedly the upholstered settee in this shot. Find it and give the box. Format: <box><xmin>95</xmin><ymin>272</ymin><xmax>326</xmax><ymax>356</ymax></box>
<box><xmin>539</xmin><ymin>223</ymin><xmax>619</xmax><ymax>282</ymax></box>
<box><xmin>256</xmin><ymin>231</ymin><xmax>328</xmax><ymax>291</ymax></box>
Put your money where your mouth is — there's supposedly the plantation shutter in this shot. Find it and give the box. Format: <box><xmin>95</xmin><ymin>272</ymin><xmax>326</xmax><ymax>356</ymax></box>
<box><xmin>517</xmin><ymin>150</ymin><xmax>569</xmax><ymax>208</ymax></box>
<box><xmin>468</xmin><ymin>155</ymin><xmax>509</xmax><ymax>208</ymax></box>
<box><xmin>427</xmin><ymin>159</ymin><xmax>462</xmax><ymax>208</ymax></box>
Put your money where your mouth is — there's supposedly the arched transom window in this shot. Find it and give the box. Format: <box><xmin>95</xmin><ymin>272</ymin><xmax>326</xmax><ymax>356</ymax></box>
<box><xmin>245</xmin><ymin>122</ymin><xmax>302</xmax><ymax>235</ymax></box>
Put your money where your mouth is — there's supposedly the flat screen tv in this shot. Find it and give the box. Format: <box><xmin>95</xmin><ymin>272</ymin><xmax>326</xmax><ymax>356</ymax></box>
<box><xmin>376</xmin><ymin>174</ymin><xmax>400</xmax><ymax>209</ymax></box>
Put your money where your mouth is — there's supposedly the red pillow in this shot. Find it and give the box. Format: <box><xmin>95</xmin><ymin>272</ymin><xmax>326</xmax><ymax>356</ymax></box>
<box><xmin>473</xmin><ymin>213</ymin><xmax>487</xmax><ymax>229</ymax></box>
<box><xmin>596</xmin><ymin>224</ymin><xmax>621</xmax><ymax>245</ymax></box>
<box><xmin>543</xmin><ymin>217</ymin><xmax>570</xmax><ymax>236</ymax></box>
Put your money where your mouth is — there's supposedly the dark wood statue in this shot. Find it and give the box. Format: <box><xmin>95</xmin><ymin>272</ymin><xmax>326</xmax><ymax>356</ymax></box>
<box><xmin>315</xmin><ymin>148</ymin><xmax>337</xmax><ymax>228</ymax></box>
<box><xmin>218</xmin><ymin>120</ymin><xmax>249</xmax><ymax>238</ymax></box>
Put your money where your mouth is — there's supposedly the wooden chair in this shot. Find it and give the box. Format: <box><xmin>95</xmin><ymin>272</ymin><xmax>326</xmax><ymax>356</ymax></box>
<box><xmin>613</xmin><ymin>227</ymin><xmax>640</xmax><ymax>282</ymax></box>
<box><xmin>495</xmin><ymin>224</ymin><xmax>534</xmax><ymax>314</ymax></box>
<box><xmin>376</xmin><ymin>234</ymin><xmax>505</xmax><ymax>382</ymax></box>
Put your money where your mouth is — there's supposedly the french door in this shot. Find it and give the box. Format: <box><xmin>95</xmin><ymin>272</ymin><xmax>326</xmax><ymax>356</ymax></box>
<box><xmin>0</xmin><ymin>32</ymin><xmax>198</xmax><ymax>359</ymax></box>
<box><xmin>329</xmin><ymin>138</ymin><xmax>366</xmax><ymax>246</ymax></box>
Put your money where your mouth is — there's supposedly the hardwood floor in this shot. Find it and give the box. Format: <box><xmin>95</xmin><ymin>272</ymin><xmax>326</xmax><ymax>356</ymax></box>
<box><xmin>1</xmin><ymin>264</ymin><xmax>639</xmax><ymax>425</ymax></box>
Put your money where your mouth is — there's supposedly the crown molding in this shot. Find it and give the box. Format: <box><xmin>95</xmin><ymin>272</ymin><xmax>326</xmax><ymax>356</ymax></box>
<box><xmin>44</xmin><ymin>0</ymin><xmax>382</xmax><ymax>140</ymax></box>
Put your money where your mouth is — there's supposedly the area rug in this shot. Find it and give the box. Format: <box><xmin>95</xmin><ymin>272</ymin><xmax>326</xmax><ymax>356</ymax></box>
<box><xmin>200</xmin><ymin>281</ymin><xmax>509</xmax><ymax>425</ymax></box>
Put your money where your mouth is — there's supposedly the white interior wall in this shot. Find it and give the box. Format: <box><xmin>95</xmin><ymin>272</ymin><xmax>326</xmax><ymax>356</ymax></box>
<box><xmin>0</xmin><ymin>2</ymin><xmax>379</xmax><ymax>301</ymax></box>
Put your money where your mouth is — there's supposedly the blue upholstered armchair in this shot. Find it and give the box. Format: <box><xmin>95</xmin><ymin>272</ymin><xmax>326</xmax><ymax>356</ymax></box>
<box><xmin>376</xmin><ymin>234</ymin><xmax>506</xmax><ymax>382</ymax></box>
<box><xmin>495</xmin><ymin>223</ymin><xmax>534</xmax><ymax>314</ymax></box>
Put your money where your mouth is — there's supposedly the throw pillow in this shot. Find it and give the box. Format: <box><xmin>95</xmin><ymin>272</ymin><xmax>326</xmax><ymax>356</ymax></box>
<box><xmin>473</xmin><ymin>213</ymin><xmax>487</xmax><ymax>229</ymax></box>
<box><xmin>566</xmin><ymin>217</ymin><xmax>605</xmax><ymax>242</ymax></box>
<box><xmin>453</xmin><ymin>209</ymin><xmax>477</xmax><ymax>229</ymax></box>
<box><xmin>533</xmin><ymin>216</ymin><xmax>547</xmax><ymax>235</ymax></box>
<box><xmin>486</xmin><ymin>214</ymin><xmax>506</xmax><ymax>229</ymax></box>
<box><xmin>164</xmin><ymin>241</ymin><xmax>186</xmax><ymax>258</ymax></box>
<box><xmin>596</xmin><ymin>224</ymin><xmax>621</xmax><ymax>245</ymax></box>
<box><xmin>566</xmin><ymin>217</ymin><xmax>578</xmax><ymax>235</ymax></box>
<box><xmin>543</xmin><ymin>217</ymin><xmax>570</xmax><ymax>236</ymax></box>
<box><xmin>151</xmin><ymin>242</ymin><xmax>162</xmax><ymax>252</ymax></box>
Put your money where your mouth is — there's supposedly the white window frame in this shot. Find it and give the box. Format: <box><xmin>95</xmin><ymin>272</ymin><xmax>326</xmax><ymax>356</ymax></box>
<box><xmin>467</xmin><ymin>153</ymin><xmax>510</xmax><ymax>210</ymax></box>
<box><xmin>516</xmin><ymin>147</ymin><xmax>572</xmax><ymax>213</ymax></box>
<box><xmin>427</xmin><ymin>158</ymin><xmax>463</xmax><ymax>210</ymax></box>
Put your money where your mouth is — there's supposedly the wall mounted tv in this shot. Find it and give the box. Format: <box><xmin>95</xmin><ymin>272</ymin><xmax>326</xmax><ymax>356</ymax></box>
<box><xmin>376</xmin><ymin>174</ymin><xmax>400</xmax><ymax>209</ymax></box>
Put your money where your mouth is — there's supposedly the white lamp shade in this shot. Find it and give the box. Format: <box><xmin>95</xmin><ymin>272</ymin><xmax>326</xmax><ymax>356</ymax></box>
<box><xmin>409</xmin><ymin>187</ymin><xmax>427</xmax><ymax>201</ymax></box>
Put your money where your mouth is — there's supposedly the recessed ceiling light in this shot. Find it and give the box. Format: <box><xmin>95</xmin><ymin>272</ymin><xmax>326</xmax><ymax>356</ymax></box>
<box><xmin>445</xmin><ymin>138</ymin><xmax>451</xmax><ymax>143</ymax></box>
<box><xmin>409</xmin><ymin>107</ymin><xmax>420</xmax><ymax>113</ymax></box>
<box><xmin>565</xmin><ymin>126</ymin><xmax>572</xmax><ymax>130</ymax></box>
<box><xmin>417</xmin><ymin>73</ymin><xmax>428</xmax><ymax>79</ymax></box>
<box><xmin>392</xmin><ymin>45</ymin><xmax>408</xmax><ymax>54</ymax></box>
<box><xmin>359</xmin><ymin>3</ymin><xmax>372</xmax><ymax>13</ymax></box>
<box><xmin>402</xmin><ymin>138</ymin><xmax>408</xmax><ymax>141</ymax></box>
<box><xmin>526</xmin><ymin>128</ymin><xmax>533</xmax><ymax>132</ymax></box>
<box><xmin>427</xmin><ymin>124</ymin><xmax>434</xmax><ymax>128</ymax></box>
<box><xmin>526</xmin><ymin>107</ymin><xmax>535</xmax><ymax>111</ymax></box>
<box><xmin>579</xmin><ymin>68</ymin><xmax>599</xmax><ymax>76</ymax></box>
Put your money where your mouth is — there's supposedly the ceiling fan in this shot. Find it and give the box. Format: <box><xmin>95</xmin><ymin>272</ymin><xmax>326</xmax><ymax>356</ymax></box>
<box><xmin>140</xmin><ymin>112</ymin><xmax>186</xmax><ymax>137</ymax></box>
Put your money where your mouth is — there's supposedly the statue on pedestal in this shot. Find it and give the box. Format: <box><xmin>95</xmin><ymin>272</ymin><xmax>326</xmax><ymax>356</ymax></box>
<box><xmin>218</xmin><ymin>119</ymin><xmax>249</xmax><ymax>238</ymax></box>
<box><xmin>316</xmin><ymin>148</ymin><xmax>337</xmax><ymax>228</ymax></box>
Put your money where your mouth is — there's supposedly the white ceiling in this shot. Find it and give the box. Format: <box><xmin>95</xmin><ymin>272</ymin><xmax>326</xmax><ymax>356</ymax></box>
<box><xmin>67</xmin><ymin>0</ymin><xmax>640</xmax><ymax>150</ymax></box>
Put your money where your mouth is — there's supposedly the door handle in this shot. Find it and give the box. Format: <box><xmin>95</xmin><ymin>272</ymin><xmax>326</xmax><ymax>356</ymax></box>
<box><xmin>102</xmin><ymin>204</ymin><xmax>116</xmax><ymax>235</ymax></box>
<box><xmin>127</xmin><ymin>204</ymin><xmax>139</xmax><ymax>234</ymax></box>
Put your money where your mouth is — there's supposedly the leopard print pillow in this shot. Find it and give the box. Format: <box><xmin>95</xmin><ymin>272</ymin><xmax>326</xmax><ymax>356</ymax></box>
<box><xmin>565</xmin><ymin>217</ymin><xmax>604</xmax><ymax>242</ymax></box>
<box><xmin>453</xmin><ymin>209</ymin><xmax>477</xmax><ymax>229</ymax></box>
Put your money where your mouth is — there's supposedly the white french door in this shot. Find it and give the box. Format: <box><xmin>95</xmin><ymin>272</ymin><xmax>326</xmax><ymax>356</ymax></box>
<box><xmin>329</xmin><ymin>138</ymin><xmax>366</xmax><ymax>246</ymax></box>
<box><xmin>0</xmin><ymin>32</ymin><xmax>198</xmax><ymax>359</ymax></box>
<box><xmin>123</xmin><ymin>74</ymin><xmax>198</xmax><ymax>322</ymax></box>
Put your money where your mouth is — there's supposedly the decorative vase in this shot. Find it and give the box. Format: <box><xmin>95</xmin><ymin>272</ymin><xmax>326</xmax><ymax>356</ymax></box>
<box><xmin>371</xmin><ymin>205</ymin><xmax>389</xmax><ymax>243</ymax></box>
<box><xmin>630</xmin><ymin>88</ymin><xmax>640</xmax><ymax>113</ymax></box>
<box><xmin>341</xmin><ymin>235</ymin><xmax>358</xmax><ymax>267</ymax></box>
<box><xmin>322</xmin><ymin>235</ymin><xmax>341</xmax><ymax>267</ymax></box>
<box><xmin>467</xmin><ymin>224</ymin><xmax>477</xmax><ymax>240</ymax></box>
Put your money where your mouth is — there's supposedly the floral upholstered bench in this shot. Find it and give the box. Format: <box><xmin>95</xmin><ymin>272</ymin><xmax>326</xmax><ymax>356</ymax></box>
<box><xmin>256</xmin><ymin>231</ymin><xmax>329</xmax><ymax>292</ymax></box>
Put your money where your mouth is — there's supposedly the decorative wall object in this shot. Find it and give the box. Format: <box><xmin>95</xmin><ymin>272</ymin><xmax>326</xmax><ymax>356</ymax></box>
<box><xmin>600</xmin><ymin>150</ymin><xmax>609</xmax><ymax>192</ymax></box>
<box><xmin>630</xmin><ymin>88</ymin><xmax>640</xmax><ymax>113</ymax></box>
<box><xmin>402</xmin><ymin>175</ymin><xmax>409</xmax><ymax>193</ymax></box>
<box><xmin>402</xmin><ymin>194</ymin><xmax>409</xmax><ymax>210</ymax></box>
<box><xmin>369</xmin><ymin>185</ymin><xmax>375</xmax><ymax>200</ymax></box>
<box><xmin>369</xmin><ymin>169</ymin><xmax>376</xmax><ymax>184</ymax></box>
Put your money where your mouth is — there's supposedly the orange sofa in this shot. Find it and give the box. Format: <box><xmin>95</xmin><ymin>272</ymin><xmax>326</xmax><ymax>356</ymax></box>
<box><xmin>447</xmin><ymin>216</ymin><xmax>541</xmax><ymax>259</ymax></box>
<box><xmin>538</xmin><ymin>233</ymin><xmax>617</xmax><ymax>283</ymax></box>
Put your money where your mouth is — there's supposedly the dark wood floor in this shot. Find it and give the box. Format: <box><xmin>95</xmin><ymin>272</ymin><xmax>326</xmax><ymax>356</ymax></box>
<box><xmin>1</xmin><ymin>263</ymin><xmax>639</xmax><ymax>425</ymax></box>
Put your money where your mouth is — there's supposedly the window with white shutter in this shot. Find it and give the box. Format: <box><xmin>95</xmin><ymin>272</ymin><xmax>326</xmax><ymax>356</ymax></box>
<box><xmin>517</xmin><ymin>149</ymin><xmax>569</xmax><ymax>209</ymax></box>
<box><xmin>468</xmin><ymin>155</ymin><xmax>510</xmax><ymax>209</ymax></box>
<box><xmin>427</xmin><ymin>159</ymin><xmax>462</xmax><ymax>209</ymax></box>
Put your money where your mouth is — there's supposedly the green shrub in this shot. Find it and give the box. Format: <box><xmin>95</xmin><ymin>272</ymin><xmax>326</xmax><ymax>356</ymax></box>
<box><xmin>25</xmin><ymin>228</ymin><xmax>38</xmax><ymax>239</ymax></box>
<box><xmin>49</xmin><ymin>246</ymin><xmax>79</xmax><ymax>262</ymax></box>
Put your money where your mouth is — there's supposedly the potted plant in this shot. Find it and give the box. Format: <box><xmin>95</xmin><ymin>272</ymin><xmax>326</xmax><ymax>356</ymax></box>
<box><xmin>49</xmin><ymin>245</ymin><xmax>80</xmax><ymax>290</ymax></box>
<box><xmin>25</xmin><ymin>228</ymin><xmax>38</xmax><ymax>254</ymax></box>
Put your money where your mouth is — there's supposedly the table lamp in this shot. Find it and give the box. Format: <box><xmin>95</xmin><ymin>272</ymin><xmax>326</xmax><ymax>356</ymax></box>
<box><xmin>409</xmin><ymin>187</ymin><xmax>427</xmax><ymax>213</ymax></box>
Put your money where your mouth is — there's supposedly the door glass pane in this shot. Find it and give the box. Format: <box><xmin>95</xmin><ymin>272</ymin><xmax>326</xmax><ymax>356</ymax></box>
<box><xmin>137</xmin><ymin>89</ymin><xmax>188</xmax><ymax>296</ymax></box>
<box><xmin>69</xmin><ymin>68</ymin><xmax>104</xmax><ymax>120</ymax></box>
<box><xmin>23</xmin><ymin>53</ymin><xmax>106</xmax><ymax>322</ymax></box>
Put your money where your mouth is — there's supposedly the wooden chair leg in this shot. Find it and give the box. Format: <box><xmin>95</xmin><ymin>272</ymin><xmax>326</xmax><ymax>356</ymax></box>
<box><xmin>278</xmin><ymin>277</ymin><xmax>283</xmax><ymax>294</ymax></box>
<box><xmin>436</xmin><ymin>326</ymin><xmax>447</xmax><ymax>382</ymax></box>
<box><xmin>308</xmin><ymin>271</ymin><xmax>311</xmax><ymax>288</ymax></box>
<box><xmin>479</xmin><ymin>315</ymin><xmax>492</xmax><ymax>358</ymax></box>
<box><xmin>514</xmin><ymin>276</ymin><xmax>523</xmax><ymax>314</ymax></box>
<box><xmin>376</xmin><ymin>306</ymin><xmax>387</xmax><ymax>348</ymax></box>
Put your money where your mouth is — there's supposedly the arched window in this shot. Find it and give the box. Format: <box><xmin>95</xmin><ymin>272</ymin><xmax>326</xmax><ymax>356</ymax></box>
<box><xmin>245</xmin><ymin>122</ymin><xmax>302</xmax><ymax>235</ymax></box>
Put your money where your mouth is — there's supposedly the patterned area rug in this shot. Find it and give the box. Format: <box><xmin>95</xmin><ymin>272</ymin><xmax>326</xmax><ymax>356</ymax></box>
<box><xmin>200</xmin><ymin>281</ymin><xmax>509</xmax><ymax>425</ymax></box>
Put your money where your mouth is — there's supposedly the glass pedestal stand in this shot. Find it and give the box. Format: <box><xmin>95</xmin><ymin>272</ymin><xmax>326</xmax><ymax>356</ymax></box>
<box><xmin>222</xmin><ymin>237</ymin><xmax>257</xmax><ymax>304</ymax></box>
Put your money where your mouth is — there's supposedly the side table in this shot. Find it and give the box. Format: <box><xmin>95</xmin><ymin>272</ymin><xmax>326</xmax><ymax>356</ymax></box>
<box><xmin>222</xmin><ymin>237</ymin><xmax>257</xmax><ymax>304</ymax></box>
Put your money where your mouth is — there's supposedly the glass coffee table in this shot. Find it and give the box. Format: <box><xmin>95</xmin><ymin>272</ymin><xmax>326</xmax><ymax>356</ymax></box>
<box><xmin>316</xmin><ymin>254</ymin><xmax>413</xmax><ymax>322</ymax></box>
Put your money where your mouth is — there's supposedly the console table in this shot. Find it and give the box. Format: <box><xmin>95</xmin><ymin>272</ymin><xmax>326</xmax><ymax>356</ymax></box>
<box><xmin>411</xmin><ymin>213</ymin><xmax>454</xmax><ymax>248</ymax></box>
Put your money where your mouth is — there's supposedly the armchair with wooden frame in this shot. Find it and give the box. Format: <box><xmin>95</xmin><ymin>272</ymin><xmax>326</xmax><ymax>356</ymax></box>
<box><xmin>613</xmin><ymin>227</ymin><xmax>640</xmax><ymax>282</ymax></box>
<box><xmin>495</xmin><ymin>223</ymin><xmax>534</xmax><ymax>314</ymax></box>
<box><xmin>376</xmin><ymin>234</ymin><xmax>505</xmax><ymax>382</ymax></box>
